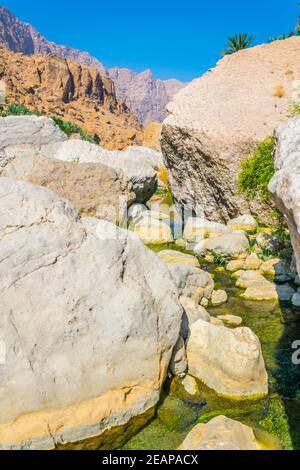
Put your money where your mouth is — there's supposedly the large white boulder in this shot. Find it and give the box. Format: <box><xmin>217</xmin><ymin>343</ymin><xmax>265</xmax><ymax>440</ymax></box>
<box><xmin>0</xmin><ymin>177</ymin><xmax>182</xmax><ymax>450</ymax></box>
<box><xmin>41</xmin><ymin>140</ymin><xmax>158</xmax><ymax>202</ymax></box>
<box><xmin>0</xmin><ymin>117</ymin><xmax>137</xmax><ymax>221</ymax></box>
<box><xmin>0</xmin><ymin>115</ymin><xmax>66</xmax><ymax>153</ymax></box>
<box><xmin>269</xmin><ymin>116</ymin><xmax>300</xmax><ymax>277</ymax></box>
<box><xmin>186</xmin><ymin>319</ymin><xmax>268</xmax><ymax>399</ymax></box>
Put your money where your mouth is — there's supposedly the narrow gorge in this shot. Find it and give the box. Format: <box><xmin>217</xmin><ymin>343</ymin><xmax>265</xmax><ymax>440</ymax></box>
<box><xmin>0</xmin><ymin>2</ymin><xmax>300</xmax><ymax>455</ymax></box>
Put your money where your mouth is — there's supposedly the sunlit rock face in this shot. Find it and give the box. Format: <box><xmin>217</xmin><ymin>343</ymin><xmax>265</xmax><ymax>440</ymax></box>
<box><xmin>161</xmin><ymin>37</ymin><xmax>300</xmax><ymax>223</ymax></box>
<box><xmin>270</xmin><ymin>115</ymin><xmax>300</xmax><ymax>277</ymax></box>
<box><xmin>0</xmin><ymin>178</ymin><xmax>182</xmax><ymax>449</ymax></box>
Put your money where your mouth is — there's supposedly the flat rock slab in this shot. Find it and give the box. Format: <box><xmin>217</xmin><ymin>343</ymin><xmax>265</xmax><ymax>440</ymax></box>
<box><xmin>157</xmin><ymin>250</ymin><xmax>199</xmax><ymax>267</ymax></box>
<box><xmin>194</xmin><ymin>232</ymin><xmax>249</xmax><ymax>259</ymax></box>
<box><xmin>211</xmin><ymin>290</ymin><xmax>228</xmax><ymax>306</ymax></box>
<box><xmin>217</xmin><ymin>315</ymin><xmax>243</xmax><ymax>327</ymax></box>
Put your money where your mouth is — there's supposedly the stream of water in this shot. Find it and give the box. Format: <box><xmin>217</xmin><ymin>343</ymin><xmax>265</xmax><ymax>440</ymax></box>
<box><xmin>122</xmin><ymin>245</ymin><xmax>300</xmax><ymax>451</ymax></box>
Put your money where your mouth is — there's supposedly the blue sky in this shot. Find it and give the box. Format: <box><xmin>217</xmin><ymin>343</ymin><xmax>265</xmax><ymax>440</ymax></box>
<box><xmin>1</xmin><ymin>0</ymin><xmax>299</xmax><ymax>81</ymax></box>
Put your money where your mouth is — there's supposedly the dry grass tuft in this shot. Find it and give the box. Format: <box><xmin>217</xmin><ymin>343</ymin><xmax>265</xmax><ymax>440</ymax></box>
<box><xmin>273</xmin><ymin>85</ymin><xmax>286</xmax><ymax>98</ymax></box>
<box><xmin>158</xmin><ymin>165</ymin><xmax>169</xmax><ymax>187</ymax></box>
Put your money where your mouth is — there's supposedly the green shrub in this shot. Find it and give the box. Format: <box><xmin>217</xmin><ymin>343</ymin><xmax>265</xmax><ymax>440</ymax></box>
<box><xmin>259</xmin><ymin>398</ymin><xmax>293</xmax><ymax>450</ymax></box>
<box><xmin>3</xmin><ymin>103</ymin><xmax>42</xmax><ymax>117</ymax></box>
<box><xmin>212</xmin><ymin>253</ymin><xmax>228</xmax><ymax>268</ymax></box>
<box><xmin>268</xmin><ymin>32</ymin><xmax>295</xmax><ymax>43</ymax></box>
<box><xmin>238</xmin><ymin>136</ymin><xmax>275</xmax><ymax>202</ymax></box>
<box><xmin>0</xmin><ymin>103</ymin><xmax>97</xmax><ymax>145</ymax></box>
<box><xmin>51</xmin><ymin>116</ymin><xmax>97</xmax><ymax>144</ymax></box>
<box><xmin>288</xmin><ymin>101</ymin><xmax>300</xmax><ymax>117</ymax></box>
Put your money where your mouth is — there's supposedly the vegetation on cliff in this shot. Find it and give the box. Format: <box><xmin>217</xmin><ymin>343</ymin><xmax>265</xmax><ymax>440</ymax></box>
<box><xmin>238</xmin><ymin>136</ymin><xmax>275</xmax><ymax>203</ymax></box>
<box><xmin>221</xmin><ymin>33</ymin><xmax>254</xmax><ymax>56</ymax></box>
<box><xmin>0</xmin><ymin>103</ymin><xmax>97</xmax><ymax>144</ymax></box>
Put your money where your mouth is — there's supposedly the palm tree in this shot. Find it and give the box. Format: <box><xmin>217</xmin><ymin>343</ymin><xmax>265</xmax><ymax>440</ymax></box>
<box><xmin>221</xmin><ymin>33</ymin><xmax>254</xmax><ymax>56</ymax></box>
<box><xmin>297</xmin><ymin>2</ymin><xmax>300</xmax><ymax>34</ymax></box>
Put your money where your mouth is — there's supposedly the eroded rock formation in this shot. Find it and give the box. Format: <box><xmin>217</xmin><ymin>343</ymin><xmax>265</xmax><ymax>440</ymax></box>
<box><xmin>0</xmin><ymin>46</ymin><xmax>142</xmax><ymax>150</ymax></box>
<box><xmin>269</xmin><ymin>116</ymin><xmax>300</xmax><ymax>276</ymax></box>
<box><xmin>161</xmin><ymin>36</ymin><xmax>300</xmax><ymax>223</ymax></box>
<box><xmin>0</xmin><ymin>6</ymin><xmax>185</xmax><ymax>125</ymax></box>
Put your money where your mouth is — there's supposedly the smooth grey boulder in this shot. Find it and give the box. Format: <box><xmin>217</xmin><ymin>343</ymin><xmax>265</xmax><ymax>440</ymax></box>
<box><xmin>0</xmin><ymin>116</ymin><xmax>67</xmax><ymax>173</ymax></box>
<box><xmin>0</xmin><ymin>115</ymin><xmax>67</xmax><ymax>153</ymax></box>
<box><xmin>194</xmin><ymin>232</ymin><xmax>249</xmax><ymax>258</ymax></box>
<box><xmin>40</xmin><ymin>140</ymin><xmax>158</xmax><ymax>202</ymax></box>
<box><xmin>269</xmin><ymin>116</ymin><xmax>300</xmax><ymax>276</ymax></box>
<box><xmin>0</xmin><ymin>177</ymin><xmax>182</xmax><ymax>450</ymax></box>
<box><xmin>167</xmin><ymin>264</ymin><xmax>214</xmax><ymax>303</ymax></box>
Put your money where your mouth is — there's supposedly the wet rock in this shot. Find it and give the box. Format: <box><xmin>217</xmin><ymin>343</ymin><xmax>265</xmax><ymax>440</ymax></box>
<box><xmin>186</xmin><ymin>319</ymin><xmax>268</xmax><ymax>398</ymax></box>
<box><xmin>183</xmin><ymin>218</ymin><xmax>228</xmax><ymax>243</ymax></box>
<box><xmin>227</xmin><ymin>254</ymin><xmax>262</xmax><ymax>272</ymax></box>
<box><xmin>227</xmin><ymin>215</ymin><xmax>257</xmax><ymax>233</ymax></box>
<box><xmin>260</xmin><ymin>258</ymin><xmax>296</xmax><ymax>282</ymax></box>
<box><xmin>211</xmin><ymin>290</ymin><xmax>228</xmax><ymax>306</ymax></box>
<box><xmin>217</xmin><ymin>315</ymin><xmax>243</xmax><ymax>327</ymax></box>
<box><xmin>182</xmin><ymin>376</ymin><xmax>199</xmax><ymax>396</ymax></box>
<box><xmin>241</xmin><ymin>281</ymin><xmax>277</xmax><ymax>301</ymax></box>
<box><xmin>194</xmin><ymin>232</ymin><xmax>249</xmax><ymax>259</ymax></box>
<box><xmin>235</xmin><ymin>270</ymin><xmax>267</xmax><ymax>289</ymax></box>
<box><xmin>180</xmin><ymin>296</ymin><xmax>211</xmax><ymax>340</ymax></box>
<box><xmin>179</xmin><ymin>416</ymin><xmax>261</xmax><ymax>450</ymax></box>
<box><xmin>276</xmin><ymin>284</ymin><xmax>295</xmax><ymax>302</ymax></box>
<box><xmin>168</xmin><ymin>265</ymin><xmax>214</xmax><ymax>303</ymax></box>
<box><xmin>256</xmin><ymin>233</ymin><xmax>284</xmax><ymax>253</ymax></box>
<box><xmin>170</xmin><ymin>337</ymin><xmax>188</xmax><ymax>377</ymax></box>
<box><xmin>157</xmin><ymin>397</ymin><xmax>199</xmax><ymax>433</ymax></box>
<box><xmin>157</xmin><ymin>250</ymin><xmax>199</xmax><ymax>268</ymax></box>
<box><xmin>292</xmin><ymin>293</ymin><xmax>300</xmax><ymax>307</ymax></box>
<box><xmin>132</xmin><ymin>214</ymin><xmax>173</xmax><ymax>244</ymax></box>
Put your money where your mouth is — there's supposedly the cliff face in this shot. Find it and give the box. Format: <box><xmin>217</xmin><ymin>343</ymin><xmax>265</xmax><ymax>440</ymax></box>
<box><xmin>0</xmin><ymin>6</ymin><xmax>185</xmax><ymax>125</ymax></box>
<box><xmin>0</xmin><ymin>46</ymin><xmax>142</xmax><ymax>150</ymax></box>
<box><xmin>161</xmin><ymin>36</ymin><xmax>300</xmax><ymax>223</ymax></box>
<box><xmin>107</xmin><ymin>68</ymin><xmax>185</xmax><ymax>125</ymax></box>
<box><xmin>0</xmin><ymin>6</ymin><xmax>107</xmax><ymax>73</ymax></box>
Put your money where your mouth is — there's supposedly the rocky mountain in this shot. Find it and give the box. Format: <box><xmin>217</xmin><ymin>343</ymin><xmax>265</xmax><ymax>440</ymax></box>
<box><xmin>0</xmin><ymin>46</ymin><xmax>142</xmax><ymax>150</ymax></box>
<box><xmin>0</xmin><ymin>6</ymin><xmax>185</xmax><ymax>125</ymax></box>
<box><xmin>108</xmin><ymin>68</ymin><xmax>185</xmax><ymax>125</ymax></box>
<box><xmin>161</xmin><ymin>36</ymin><xmax>300</xmax><ymax>223</ymax></box>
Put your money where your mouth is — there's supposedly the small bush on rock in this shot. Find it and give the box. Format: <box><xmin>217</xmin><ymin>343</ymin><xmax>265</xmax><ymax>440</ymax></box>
<box><xmin>1</xmin><ymin>103</ymin><xmax>42</xmax><ymax>117</ymax></box>
<box><xmin>238</xmin><ymin>136</ymin><xmax>275</xmax><ymax>202</ymax></box>
<box><xmin>0</xmin><ymin>103</ymin><xmax>97</xmax><ymax>144</ymax></box>
<box><xmin>51</xmin><ymin>116</ymin><xmax>97</xmax><ymax>144</ymax></box>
